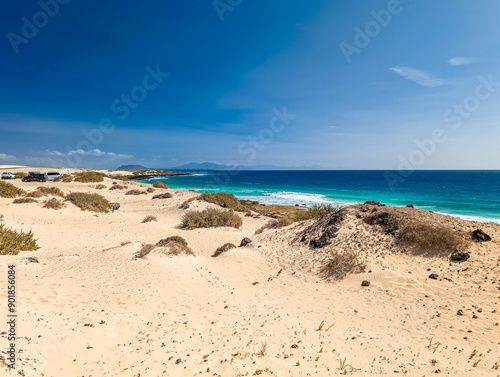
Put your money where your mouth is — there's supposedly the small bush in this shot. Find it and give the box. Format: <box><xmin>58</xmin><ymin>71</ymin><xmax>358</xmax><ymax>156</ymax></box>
<box><xmin>152</xmin><ymin>193</ymin><xmax>172</xmax><ymax>200</ymax></box>
<box><xmin>13</xmin><ymin>198</ymin><xmax>38</xmax><ymax>204</ymax></box>
<box><xmin>157</xmin><ymin>236</ymin><xmax>188</xmax><ymax>247</ymax></box>
<box><xmin>188</xmin><ymin>189</ymin><xmax>197</xmax><ymax>193</ymax></box>
<box><xmin>55</xmin><ymin>174</ymin><xmax>73</xmax><ymax>182</ymax></box>
<box><xmin>0</xmin><ymin>224</ymin><xmax>39</xmax><ymax>255</ymax></box>
<box><xmin>212</xmin><ymin>243</ymin><xmax>236</xmax><ymax>257</ymax></box>
<box><xmin>321</xmin><ymin>250</ymin><xmax>366</xmax><ymax>280</ymax></box>
<box><xmin>110</xmin><ymin>174</ymin><xmax>130</xmax><ymax>181</ymax></box>
<box><xmin>43</xmin><ymin>198</ymin><xmax>64</xmax><ymax>210</ymax></box>
<box><xmin>179</xmin><ymin>197</ymin><xmax>196</xmax><ymax>209</ymax></box>
<box><xmin>67</xmin><ymin>192</ymin><xmax>112</xmax><ymax>213</ymax></box>
<box><xmin>14</xmin><ymin>172</ymin><xmax>28</xmax><ymax>179</ymax></box>
<box><xmin>198</xmin><ymin>191</ymin><xmax>248</xmax><ymax>212</ymax></box>
<box><xmin>153</xmin><ymin>181</ymin><xmax>170</xmax><ymax>189</ymax></box>
<box><xmin>125</xmin><ymin>190</ymin><xmax>147</xmax><ymax>195</ymax></box>
<box><xmin>255</xmin><ymin>217</ymin><xmax>293</xmax><ymax>235</ymax></box>
<box><xmin>142</xmin><ymin>215</ymin><xmax>158</xmax><ymax>223</ymax></box>
<box><xmin>37</xmin><ymin>186</ymin><xmax>65</xmax><ymax>198</ymax></box>
<box><xmin>181</xmin><ymin>208</ymin><xmax>242</xmax><ymax>229</ymax></box>
<box><xmin>109</xmin><ymin>184</ymin><xmax>128</xmax><ymax>190</ymax></box>
<box><xmin>26</xmin><ymin>191</ymin><xmax>44</xmax><ymax>198</ymax></box>
<box><xmin>73</xmin><ymin>171</ymin><xmax>108</xmax><ymax>183</ymax></box>
<box><xmin>397</xmin><ymin>221</ymin><xmax>469</xmax><ymax>255</ymax></box>
<box><xmin>95</xmin><ymin>184</ymin><xmax>107</xmax><ymax>190</ymax></box>
<box><xmin>146</xmin><ymin>187</ymin><xmax>155</xmax><ymax>193</ymax></box>
<box><xmin>0</xmin><ymin>181</ymin><xmax>26</xmax><ymax>198</ymax></box>
<box><xmin>293</xmin><ymin>203</ymin><xmax>340</xmax><ymax>221</ymax></box>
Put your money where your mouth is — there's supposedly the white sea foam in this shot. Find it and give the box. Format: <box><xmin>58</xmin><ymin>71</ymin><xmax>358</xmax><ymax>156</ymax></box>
<box><xmin>436</xmin><ymin>212</ymin><xmax>500</xmax><ymax>225</ymax></box>
<box><xmin>242</xmin><ymin>191</ymin><xmax>350</xmax><ymax>207</ymax></box>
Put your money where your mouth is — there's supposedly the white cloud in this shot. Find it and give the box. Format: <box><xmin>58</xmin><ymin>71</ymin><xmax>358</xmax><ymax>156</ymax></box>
<box><xmin>0</xmin><ymin>153</ymin><xmax>17</xmax><ymax>161</ymax></box>
<box><xmin>448</xmin><ymin>57</ymin><xmax>482</xmax><ymax>66</ymax></box>
<box><xmin>45</xmin><ymin>150</ymin><xmax>65</xmax><ymax>157</ymax></box>
<box><xmin>389</xmin><ymin>66</ymin><xmax>451</xmax><ymax>87</ymax></box>
<box><xmin>66</xmin><ymin>149</ymin><xmax>133</xmax><ymax>160</ymax></box>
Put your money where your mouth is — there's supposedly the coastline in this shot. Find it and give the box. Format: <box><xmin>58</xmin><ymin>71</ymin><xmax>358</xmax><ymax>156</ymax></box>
<box><xmin>1</xmin><ymin>166</ymin><xmax>499</xmax><ymax>376</ymax></box>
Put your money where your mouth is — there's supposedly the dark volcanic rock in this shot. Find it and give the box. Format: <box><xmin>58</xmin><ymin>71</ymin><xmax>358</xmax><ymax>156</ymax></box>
<box><xmin>111</xmin><ymin>202</ymin><xmax>120</xmax><ymax>211</ymax></box>
<box><xmin>363</xmin><ymin>211</ymin><xmax>399</xmax><ymax>233</ymax></box>
<box><xmin>471</xmin><ymin>229</ymin><xmax>491</xmax><ymax>242</ymax></box>
<box><xmin>361</xmin><ymin>280</ymin><xmax>370</xmax><ymax>287</ymax></box>
<box><xmin>364</xmin><ymin>201</ymin><xmax>381</xmax><ymax>206</ymax></box>
<box><xmin>406</xmin><ymin>204</ymin><xmax>414</xmax><ymax>208</ymax></box>
<box><xmin>296</xmin><ymin>208</ymin><xmax>344</xmax><ymax>248</ymax></box>
<box><xmin>450</xmin><ymin>250</ymin><xmax>470</xmax><ymax>262</ymax></box>
<box><xmin>428</xmin><ymin>274</ymin><xmax>438</xmax><ymax>280</ymax></box>
<box><xmin>240</xmin><ymin>237</ymin><xmax>252</xmax><ymax>247</ymax></box>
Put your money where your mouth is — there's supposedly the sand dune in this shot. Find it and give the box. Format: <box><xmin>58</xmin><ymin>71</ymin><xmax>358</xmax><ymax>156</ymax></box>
<box><xmin>1</xmin><ymin>169</ymin><xmax>499</xmax><ymax>376</ymax></box>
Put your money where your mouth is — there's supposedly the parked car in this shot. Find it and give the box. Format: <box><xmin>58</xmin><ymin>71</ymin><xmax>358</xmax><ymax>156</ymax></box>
<box><xmin>1</xmin><ymin>172</ymin><xmax>15</xmax><ymax>179</ymax></box>
<box><xmin>46</xmin><ymin>171</ymin><xmax>62</xmax><ymax>181</ymax></box>
<box><xmin>22</xmin><ymin>172</ymin><xmax>47</xmax><ymax>182</ymax></box>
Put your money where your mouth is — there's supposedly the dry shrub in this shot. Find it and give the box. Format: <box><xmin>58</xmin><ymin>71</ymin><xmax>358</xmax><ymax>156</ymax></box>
<box><xmin>55</xmin><ymin>174</ymin><xmax>73</xmax><ymax>182</ymax></box>
<box><xmin>152</xmin><ymin>181</ymin><xmax>169</xmax><ymax>189</ymax></box>
<box><xmin>136</xmin><ymin>237</ymin><xmax>194</xmax><ymax>258</ymax></box>
<box><xmin>255</xmin><ymin>216</ymin><xmax>293</xmax><ymax>235</ymax></box>
<box><xmin>73</xmin><ymin>171</ymin><xmax>108</xmax><ymax>183</ymax></box>
<box><xmin>26</xmin><ymin>190</ymin><xmax>44</xmax><ymax>198</ymax></box>
<box><xmin>146</xmin><ymin>187</ymin><xmax>155</xmax><ymax>193</ymax></box>
<box><xmin>179</xmin><ymin>197</ymin><xmax>196</xmax><ymax>209</ymax></box>
<box><xmin>125</xmin><ymin>190</ymin><xmax>147</xmax><ymax>195</ymax></box>
<box><xmin>198</xmin><ymin>191</ymin><xmax>248</xmax><ymax>212</ymax></box>
<box><xmin>95</xmin><ymin>184</ymin><xmax>107</xmax><ymax>190</ymax></box>
<box><xmin>212</xmin><ymin>243</ymin><xmax>236</xmax><ymax>257</ymax></box>
<box><xmin>110</xmin><ymin>174</ymin><xmax>130</xmax><ymax>181</ymax></box>
<box><xmin>142</xmin><ymin>215</ymin><xmax>158</xmax><ymax>223</ymax></box>
<box><xmin>181</xmin><ymin>208</ymin><xmax>242</xmax><ymax>229</ymax></box>
<box><xmin>14</xmin><ymin>172</ymin><xmax>28</xmax><ymax>179</ymax></box>
<box><xmin>0</xmin><ymin>181</ymin><xmax>26</xmax><ymax>198</ymax></box>
<box><xmin>321</xmin><ymin>250</ymin><xmax>366</xmax><ymax>280</ymax></box>
<box><xmin>188</xmin><ymin>189</ymin><xmax>197</xmax><ymax>193</ymax></box>
<box><xmin>0</xmin><ymin>224</ymin><xmax>39</xmax><ymax>255</ymax></box>
<box><xmin>109</xmin><ymin>184</ymin><xmax>128</xmax><ymax>190</ymax></box>
<box><xmin>67</xmin><ymin>192</ymin><xmax>112</xmax><ymax>213</ymax></box>
<box><xmin>293</xmin><ymin>203</ymin><xmax>340</xmax><ymax>222</ymax></box>
<box><xmin>13</xmin><ymin>198</ymin><xmax>38</xmax><ymax>204</ymax></box>
<box><xmin>43</xmin><ymin>198</ymin><xmax>64</xmax><ymax>210</ymax></box>
<box><xmin>37</xmin><ymin>186</ymin><xmax>65</xmax><ymax>197</ymax></box>
<box><xmin>397</xmin><ymin>221</ymin><xmax>469</xmax><ymax>255</ymax></box>
<box><xmin>152</xmin><ymin>193</ymin><xmax>172</xmax><ymax>200</ymax></box>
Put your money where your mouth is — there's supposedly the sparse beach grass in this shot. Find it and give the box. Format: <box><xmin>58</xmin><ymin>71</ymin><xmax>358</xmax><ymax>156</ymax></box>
<box><xmin>0</xmin><ymin>181</ymin><xmax>26</xmax><ymax>198</ymax></box>
<box><xmin>0</xmin><ymin>223</ymin><xmax>39</xmax><ymax>255</ymax></box>
<box><xmin>43</xmin><ymin>198</ymin><xmax>64</xmax><ymax>210</ymax></box>
<box><xmin>321</xmin><ymin>250</ymin><xmax>366</xmax><ymax>280</ymax></box>
<box><xmin>142</xmin><ymin>215</ymin><xmax>158</xmax><ymax>223</ymax></box>
<box><xmin>37</xmin><ymin>186</ymin><xmax>65</xmax><ymax>197</ymax></box>
<box><xmin>13</xmin><ymin>198</ymin><xmax>38</xmax><ymax>204</ymax></box>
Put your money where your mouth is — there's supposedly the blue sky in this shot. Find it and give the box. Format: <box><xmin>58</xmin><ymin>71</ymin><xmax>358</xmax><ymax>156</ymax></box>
<box><xmin>1</xmin><ymin>0</ymin><xmax>499</xmax><ymax>169</ymax></box>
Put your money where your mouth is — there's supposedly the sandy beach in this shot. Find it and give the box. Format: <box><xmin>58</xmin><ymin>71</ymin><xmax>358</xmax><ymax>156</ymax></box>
<box><xmin>1</xmin><ymin>167</ymin><xmax>499</xmax><ymax>377</ymax></box>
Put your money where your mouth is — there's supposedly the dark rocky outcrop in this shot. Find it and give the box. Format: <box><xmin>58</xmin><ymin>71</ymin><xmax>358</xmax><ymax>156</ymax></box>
<box><xmin>450</xmin><ymin>250</ymin><xmax>470</xmax><ymax>262</ymax></box>
<box><xmin>471</xmin><ymin>229</ymin><xmax>491</xmax><ymax>242</ymax></box>
<box><xmin>363</xmin><ymin>211</ymin><xmax>399</xmax><ymax>234</ymax></box>
<box><xmin>240</xmin><ymin>237</ymin><xmax>252</xmax><ymax>247</ymax></box>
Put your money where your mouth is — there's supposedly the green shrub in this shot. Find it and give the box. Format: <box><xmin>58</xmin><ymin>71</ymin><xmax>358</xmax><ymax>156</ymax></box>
<box><xmin>397</xmin><ymin>221</ymin><xmax>469</xmax><ymax>255</ymax></box>
<box><xmin>152</xmin><ymin>181</ymin><xmax>170</xmax><ymax>189</ymax></box>
<box><xmin>37</xmin><ymin>186</ymin><xmax>65</xmax><ymax>198</ymax></box>
<box><xmin>198</xmin><ymin>191</ymin><xmax>248</xmax><ymax>212</ymax></box>
<box><xmin>293</xmin><ymin>203</ymin><xmax>340</xmax><ymax>221</ymax></box>
<box><xmin>181</xmin><ymin>208</ymin><xmax>242</xmax><ymax>229</ymax></box>
<box><xmin>142</xmin><ymin>215</ymin><xmax>158</xmax><ymax>223</ymax></box>
<box><xmin>255</xmin><ymin>216</ymin><xmax>293</xmax><ymax>235</ymax></box>
<box><xmin>14</xmin><ymin>172</ymin><xmax>28</xmax><ymax>179</ymax></box>
<box><xmin>26</xmin><ymin>191</ymin><xmax>44</xmax><ymax>198</ymax></box>
<box><xmin>0</xmin><ymin>181</ymin><xmax>26</xmax><ymax>198</ymax></box>
<box><xmin>109</xmin><ymin>184</ymin><xmax>128</xmax><ymax>190</ymax></box>
<box><xmin>43</xmin><ymin>198</ymin><xmax>64</xmax><ymax>210</ymax></box>
<box><xmin>321</xmin><ymin>250</ymin><xmax>366</xmax><ymax>280</ymax></box>
<box><xmin>212</xmin><ymin>243</ymin><xmax>236</xmax><ymax>257</ymax></box>
<box><xmin>152</xmin><ymin>193</ymin><xmax>172</xmax><ymax>199</ymax></box>
<box><xmin>73</xmin><ymin>171</ymin><xmax>108</xmax><ymax>183</ymax></box>
<box><xmin>67</xmin><ymin>192</ymin><xmax>112</xmax><ymax>213</ymax></box>
<box><xmin>13</xmin><ymin>198</ymin><xmax>38</xmax><ymax>204</ymax></box>
<box><xmin>0</xmin><ymin>224</ymin><xmax>39</xmax><ymax>255</ymax></box>
<box><xmin>55</xmin><ymin>174</ymin><xmax>73</xmax><ymax>182</ymax></box>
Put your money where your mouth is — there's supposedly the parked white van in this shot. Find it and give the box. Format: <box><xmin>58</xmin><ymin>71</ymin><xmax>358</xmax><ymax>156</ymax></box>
<box><xmin>46</xmin><ymin>171</ymin><xmax>62</xmax><ymax>181</ymax></box>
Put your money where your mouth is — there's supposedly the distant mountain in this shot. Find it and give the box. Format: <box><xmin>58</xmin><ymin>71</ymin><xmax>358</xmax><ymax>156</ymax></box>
<box><xmin>172</xmin><ymin>162</ymin><xmax>324</xmax><ymax>171</ymax></box>
<box><xmin>115</xmin><ymin>164</ymin><xmax>149</xmax><ymax>171</ymax></box>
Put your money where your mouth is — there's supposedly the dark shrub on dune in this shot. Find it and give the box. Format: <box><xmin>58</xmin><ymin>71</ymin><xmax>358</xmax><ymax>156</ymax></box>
<box><xmin>153</xmin><ymin>181</ymin><xmax>170</xmax><ymax>189</ymax></box>
<box><xmin>67</xmin><ymin>192</ymin><xmax>112</xmax><ymax>213</ymax></box>
<box><xmin>181</xmin><ymin>208</ymin><xmax>242</xmax><ymax>229</ymax></box>
<box><xmin>0</xmin><ymin>224</ymin><xmax>39</xmax><ymax>255</ymax></box>
<box><xmin>0</xmin><ymin>181</ymin><xmax>26</xmax><ymax>198</ymax></box>
<box><xmin>73</xmin><ymin>171</ymin><xmax>108</xmax><ymax>183</ymax></box>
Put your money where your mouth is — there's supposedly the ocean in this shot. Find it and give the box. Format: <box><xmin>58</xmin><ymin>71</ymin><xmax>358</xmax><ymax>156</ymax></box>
<box><xmin>139</xmin><ymin>170</ymin><xmax>500</xmax><ymax>224</ymax></box>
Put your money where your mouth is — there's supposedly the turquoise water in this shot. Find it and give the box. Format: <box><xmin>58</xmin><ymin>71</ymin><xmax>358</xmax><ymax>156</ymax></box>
<box><xmin>139</xmin><ymin>170</ymin><xmax>500</xmax><ymax>224</ymax></box>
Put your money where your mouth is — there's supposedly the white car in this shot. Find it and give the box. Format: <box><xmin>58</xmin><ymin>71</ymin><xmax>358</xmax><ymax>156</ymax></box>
<box><xmin>1</xmin><ymin>172</ymin><xmax>15</xmax><ymax>179</ymax></box>
<box><xmin>46</xmin><ymin>172</ymin><xmax>62</xmax><ymax>181</ymax></box>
